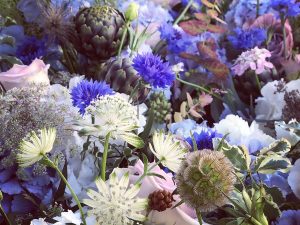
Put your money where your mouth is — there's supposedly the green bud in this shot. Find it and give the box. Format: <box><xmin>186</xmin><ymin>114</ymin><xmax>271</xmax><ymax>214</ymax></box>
<box><xmin>125</xmin><ymin>3</ymin><xmax>139</xmax><ymax>22</ymax></box>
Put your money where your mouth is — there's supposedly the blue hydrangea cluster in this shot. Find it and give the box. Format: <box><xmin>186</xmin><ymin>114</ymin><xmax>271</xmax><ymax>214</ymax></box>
<box><xmin>16</xmin><ymin>36</ymin><xmax>46</xmax><ymax>65</ymax></box>
<box><xmin>185</xmin><ymin>128</ymin><xmax>223</xmax><ymax>150</ymax></box>
<box><xmin>228</xmin><ymin>28</ymin><xmax>267</xmax><ymax>50</ymax></box>
<box><xmin>71</xmin><ymin>79</ymin><xmax>114</xmax><ymax>115</ymax></box>
<box><xmin>270</xmin><ymin>0</ymin><xmax>300</xmax><ymax>17</ymax></box>
<box><xmin>132</xmin><ymin>53</ymin><xmax>175</xmax><ymax>88</ymax></box>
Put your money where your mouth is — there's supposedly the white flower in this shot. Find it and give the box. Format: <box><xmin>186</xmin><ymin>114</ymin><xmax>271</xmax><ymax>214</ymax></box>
<box><xmin>215</xmin><ymin>115</ymin><xmax>275</xmax><ymax>153</ymax></box>
<box><xmin>17</xmin><ymin>128</ymin><xmax>56</xmax><ymax>167</ymax></box>
<box><xmin>30</xmin><ymin>218</ymin><xmax>49</xmax><ymax>225</ymax></box>
<box><xmin>150</xmin><ymin>131</ymin><xmax>187</xmax><ymax>172</ymax></box>
<box><xmin>75</xmin><ymin>94</ymin><xmax>144</xmax><ymax>148</ymax></box>
<box><xmin>288</xmin><ymin>159</ymin><xmax>300</xmax><ymax>199</ymax></box>
<box><xmin>53</xmin><ymin>210</ymin><xmax>81</xmax><ymax>225</ymax></box>
<box><xmin>83</xmin><ymin>172</ymin><xmax>148</xmax><ymax>225</ymax></box>
<box><xmin>275</xmin><ymin>120</ymin><xmax>300</xmax><ymax>146</ymax></box>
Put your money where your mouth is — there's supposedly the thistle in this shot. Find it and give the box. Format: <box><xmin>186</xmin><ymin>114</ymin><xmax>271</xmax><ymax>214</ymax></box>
<box><xmin>176</xmin><ymin>149</ymin><xmax>236</xmax><ymax>212</ymax></box>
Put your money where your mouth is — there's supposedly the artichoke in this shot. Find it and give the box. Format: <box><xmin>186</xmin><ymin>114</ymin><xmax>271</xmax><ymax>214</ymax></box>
<box><xmin>73</xmin><ymin>5</ymin><xmax>128</xmax><ymax>61</ymax></box>
<box><xmin>148</xmin><ymin>92</ymin><xmax>172</xmax><ymax>123</ymax></box>
<box><xmin>94</xmin><ymin>57</ymin><xmax>150</xmax><ymax>104</ymax></box>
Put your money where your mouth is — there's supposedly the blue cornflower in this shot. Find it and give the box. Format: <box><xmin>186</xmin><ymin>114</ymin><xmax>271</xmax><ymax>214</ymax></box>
<box><xmin>185</xmin><ymin>128</ymin><xmax>222</xmax><ymax>150</ymax></box>
<box><xmin>16</xmin><ymin>36</ymin><xmax>46</xmax><ymax>65</ymax></box>
<box><xmin>274</xmin><ymin>210</ymin><xmax>300</xmax><ymax>225</ymax></box>
<box><xmin>132</xmin><ymin>53</ymin><xmax>175</xmax><ymax>88</ymax></box>
<box><xmin>71</xmin><ymin>80</ymin><xmax>114</xmax><ymax>115</ymax></box>
<box><xmin>271</xmin><ymin>0</ymin><xmax>300</xmax><ymax>17</ymax></box>
<box><xmin>228</xmin><ymin>28</ymin><xmax>267</xmax><ymax>50</ymax></box>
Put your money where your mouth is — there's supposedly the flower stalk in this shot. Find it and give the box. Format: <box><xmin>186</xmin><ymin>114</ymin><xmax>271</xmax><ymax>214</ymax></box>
<box><xmin>0</xmin><ymin>203</ymin><xmax>12</xmax><ymax>225</ymax></box>
<box><xmin>101</xmin><ymin>132</ymin><xmax>111</xmax><ymax>181</ymax></box>
<box><xmin>174</xmin><ymin>0</ymin><xmax>194</xmax><ymax>25</ymax></box>
<box><xmin>118</xmin><ymin>22</ymin><xmax>130</xmax><ymax>57</ymax></box>
<box><xmin>134</xmin><ymin>160</ymin><xmax>162</xmax><ymax>185</ymax></box>
<box><xmin>280</xmin><ymin>14</ymin><xmax>287</xmax><ymax>59</ymax></box>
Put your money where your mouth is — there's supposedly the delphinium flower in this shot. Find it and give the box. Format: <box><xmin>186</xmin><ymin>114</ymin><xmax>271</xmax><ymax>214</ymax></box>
<box><xmin>83</xmin><ymin>172</ymin><xmax>148</xmax><ymax>225</ymax></box>
<box><xmin>176</xmin><ymin>150</ymin><xmax>236</xmax><ymax>212</ymax></box>
<box><xmin>132</xmin><ymin>52</ymin><xmax>175</xmax><ymax>88</ymax></box>
<box><xmin>270</xmin><ymin>0</ymin><xmax>300</xmax><ymax>17</ymax></box>
<box><xmin>185</xmin><ymin>127</ymin><xmax>222</xmax><ymax>150</ymax></box>
<box><xmin>232</xmin><ymin>47</ymin><xmax>274</xmax><ymax>76</ymax></box>
<box><xmin>228</xmin><ymin>28</ymin><xmax>267</xmax><ymax>50</ymax></box>
<box><xmin>16</xmin><ymin>36</ymin><xmax>46</xmax><ymax>65</ymax></box>
<box><xmin>70</xmin><ymin>79</ymin><xmax>114</xmax><ymax>115</ymax></box>
<box><xmin>76</xmin><ymin>94</ymin><xmax>144</xmax><ymax>148</ymax></box>
<box><xmin>149</xmin><ymin>131</ymin><xmax>187</xmax><ymax>172</ymax></box>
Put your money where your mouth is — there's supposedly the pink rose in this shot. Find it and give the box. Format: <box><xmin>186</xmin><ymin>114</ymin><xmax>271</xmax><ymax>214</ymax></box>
<box><xmin>0</xmin><ymin>59</ymin><xmax>50</xmax><ymax>90</ymax></box>
<box><xmin>116</xmin><ymin>160</ymin><xmax>207</xmax><ymax>225</ymax></box>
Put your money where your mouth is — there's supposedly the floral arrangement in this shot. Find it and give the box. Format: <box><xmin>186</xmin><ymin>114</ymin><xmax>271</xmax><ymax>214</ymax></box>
<box><xmin>0</xmin><ymin>0</ymin><xmax>300</xmax><ymax>225</ymax></box>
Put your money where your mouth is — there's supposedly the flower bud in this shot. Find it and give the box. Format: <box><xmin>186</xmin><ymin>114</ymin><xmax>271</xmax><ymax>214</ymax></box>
<box><xmin>125</xmin><ymin>2</ymin><xmax>139</xmax><ymax>22</ymax></box>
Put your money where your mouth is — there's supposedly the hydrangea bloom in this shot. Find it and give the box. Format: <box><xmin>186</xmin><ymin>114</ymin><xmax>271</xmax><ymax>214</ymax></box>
<box><xmin>274</xmin><ymin>210</ymin><xmax>300</xmax><ymax>225</ymax></box>
<box><xmin>70</xmin><ymin>79</ymin><xmax>114</xmax><ymax>115</ymax></box>
<box><xmin>185</xmin><ymin>128</ymin><xmax>222</xmax><ymax>150</ymax></box>
<box><xmin>232</xmin><ymin>47</ymin><xmax>274</xmax><ymax>76</ymax></box>
<box><xmin>270</xmin><ymin>0</ymin><xmax>300</xmax><ymax>17</ymax></box>
<box><xmin>133</xmin><ymin>53</ymin><xmax>175</xmax><ymax>88</ymax></box>
<box><xmin>228</xmin><ymin>28</ymin><xmax>267</xmax><ymax>50</ymax></box>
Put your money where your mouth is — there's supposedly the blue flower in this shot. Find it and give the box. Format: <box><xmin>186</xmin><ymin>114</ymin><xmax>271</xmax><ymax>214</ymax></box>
<box><xmin>132</xmin><ymin>53</ymin><xmax>175</xmax><ymax>88</ymax></box>
<box><xmin>71</xmin><ymin>79</ymin><xmax>114</xmax><ymax>115</ymax></box>
<box><xmin>274</xmin><ymin>210</ymin><xmax>300</xmax><ymax>225</ymax></box>
<box><xmin>16</xmin><ymin>36</ymin><xmax>47</xmax><ymax>65</ymax></box>
<box><xmin>186</xmin><ymin>128</ymin><xmax>222</xmax><ymax>150</ymax></box>
<box><xmin>228</xmin><ymin>28</ymin><xmax>267</xmax><ymax>50</ymax></box>
<box><xmin>270</xmin><ymin>0</ymin><xmax>300</xmax><ymax>17</ymax></box>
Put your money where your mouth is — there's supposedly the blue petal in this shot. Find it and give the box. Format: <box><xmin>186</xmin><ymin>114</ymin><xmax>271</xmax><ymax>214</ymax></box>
<box><xmin>0</xmin><ymin>179</ymin><xmax>23</xmax><ymax>195</ymax></box>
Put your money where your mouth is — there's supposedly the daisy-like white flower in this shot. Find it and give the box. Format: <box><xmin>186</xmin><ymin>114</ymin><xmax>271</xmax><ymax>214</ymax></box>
<box><xmin>17</xmin><ymin>128</ymin><xmax>56</xmax><ymax>167</ymax></box>
<box><xmin>75</xmin><ymin>94</ymin><xmax>144</xmax><ymax>148</ymax></box>
<box><xmin>150</xmin><ymin>131</ymin><xmax>187</xmax><ymax>173</ymax></box>
<box><xmin>83</xmin><ymin>171</ymin><xmax>148</xmax><ymax>225</ymax></box>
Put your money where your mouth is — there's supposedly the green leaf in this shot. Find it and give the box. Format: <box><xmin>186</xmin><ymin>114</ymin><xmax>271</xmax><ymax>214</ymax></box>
<box><xmin>142</xmin><ymin>153</ymin><xmax>148</xmax><ymax>174</ymax></box>
<box><xmin>140</xmin><ymin>108</ymin><xmax>154</xmax><ymax>141</ymax></box>
<box><xmin>258</xmin><ymin>139</ymin><xmax>291</xmax><ymax>156</ymax></box>
<box><xmin>0</xmin><ymin>55</ymin><xmax>23</xmax><ymax>65</ymax></box>
<box><xmin>0</xmin><ymin>36</ymin><xmax>15</xmax><ymax>46</ymax></box>
<box><xmin>121</xmin><ymin>133</ymin><xmax>145</xmax><ymax>148</ymax></box>
<box><xmin>254</xmin><ymin>154</ymin><xmax>291</xmax><ymax>174</ymax></box>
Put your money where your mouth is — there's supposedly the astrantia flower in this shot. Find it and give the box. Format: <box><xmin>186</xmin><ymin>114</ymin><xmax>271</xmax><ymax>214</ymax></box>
<box><xmin>83</xmin><ymin>172</ymin><xmax>148</xmax><ymax>225</ymax></box>
<box><xmin>16</xmin><ymin>36</ymin><xmax>46</xmax><ymax>65</ymax></box>
<box><xmin>271</xmin><ymin>0</ymin><xmax>300</xmax><ymax>17</ymax></box>
<box><xmin>17</xmin><ymin>128</ymin><xmax>56</xmax><ymax>167</ymax></box>
<box><xmin>185</xmin><ymin>128</ymin><xmax>222</xmax><ymax>150</ymax></box>
<box><xmin>70</xmin><ymin>79</ymin><xmax>114</xmax><ymax>115</ymax></box>
<box><xmin>232</xmin><ymin>47</ymin><xmax>274</xmax><ymax>76</ymax></box>
<box><xmin>133</xmin><ymin>53</ymin><xmax>175</xmax><ymax>88</ymax></box>
<box><xmin>76</xmin><ymin>94</ymin><xmax>144</xmax><ymax>148</ymax></box>
<box><xmin>228</xmin><ymin>28</ymin><xmax>267</xmax><ymax>50</ymax></box>
<box><xmin>150</xmin><ymin>131</ymin><xmax>187</xmax><ymax>172</ymax></box>
<box><xmin>176</xmin><ymin>150</ymin><xmax>236</xmax><ymax>212</ymax></box>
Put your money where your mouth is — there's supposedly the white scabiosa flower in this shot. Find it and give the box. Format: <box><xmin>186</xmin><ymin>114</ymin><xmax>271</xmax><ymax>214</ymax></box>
<box><xmin>17</xmin><ymin>128</ymin><xmax>56</xmax><ymax>167</ymax></box>
<box><xmin>150</xmin><ymin>131</ymin><xmax>187</xmax><ymax>173</ymax></box>
<box><xmin>83</xmin><ymin>171</ymin><xmax>148</xmax><ymax>225</ymax></box>
<box><xmin>75</xmin><ymin>94</ymin><xmax>144</xmax><ymax>148</ymax></box>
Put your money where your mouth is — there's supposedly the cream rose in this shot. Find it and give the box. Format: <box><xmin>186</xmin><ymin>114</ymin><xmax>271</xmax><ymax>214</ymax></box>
<box><xmin>0</xmin><ymin>59</ymin><xmax>50</xmax><ymax>90</ymax></box>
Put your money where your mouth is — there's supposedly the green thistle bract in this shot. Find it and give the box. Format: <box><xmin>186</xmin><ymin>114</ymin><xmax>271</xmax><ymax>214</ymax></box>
<box><xmin>176</xmin><ymin>149</ymin><xmax>236</xmax><ymax>212</ymax></box>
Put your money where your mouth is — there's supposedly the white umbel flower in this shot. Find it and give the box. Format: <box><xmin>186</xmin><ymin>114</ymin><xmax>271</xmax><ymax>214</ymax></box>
<box><xmin>75</xmin><ymin>94</ymin><xmax>144</xmax><ymax>148</ymax></box>
<box><xmin>17</xmin><ymin>128</ymin><xmax>56</xmax><ymax>167</ymax></box>
<box><xmin>150</xmin><ymin>131</ymin><xmax>187</xmax><ymax>173</ymax></box>
<box><xmin>83</xmin><ymin>171</ymin><xmax>148</xmax><ymax>225</ymax></box>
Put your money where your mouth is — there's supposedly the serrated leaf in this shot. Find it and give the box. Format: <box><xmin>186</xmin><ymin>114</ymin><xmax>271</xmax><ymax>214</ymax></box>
<box><xmin>258</xmin><ymin>139</ymin><xmax>291</xmax><ymax>156</ymax></box>
<box><xmin>254</xmin><ymin>154</ymin><xmax>291</xmax><ymax>174</ymax></box>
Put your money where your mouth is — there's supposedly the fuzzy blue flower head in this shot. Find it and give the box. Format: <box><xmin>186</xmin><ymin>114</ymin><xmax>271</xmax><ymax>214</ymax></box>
<box><xmin>185</xmin><ymin>127</ymin><xmax>222</xmax><ymax>150</ymax></box>
<box><xmin>274</xmin><ymin>210</ymin><xmax>300</xmax><ymax>225</ymax></box>
<box><xmin>71</xmin><ymin>79</ymin><xmax>114</xmax><ymax>115</ymax></box>
<box><xmin>16</xmin><ymin>36</ymin><xmax>47</xmax><ymax>65</ymax></box>
<box><xmin>132</xmin><ymin>53</ymin><xmax>175</xmax><ymax>88</ymax></box>
<box><xmin>270</xmin><ymin>0</ymin><xmax>300</xmax><ymax>17</ymax></box>
<box><xmin>228</xmin><ymin>28</ymin><xmax>267</xmax><ymax>50</ymax></box>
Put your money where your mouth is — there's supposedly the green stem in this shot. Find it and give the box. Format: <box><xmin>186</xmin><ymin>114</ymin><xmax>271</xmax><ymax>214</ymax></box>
<box><xmin>43</xmin><ymin>156</ymin><xmax>87</xmax><ymax>225</ymax></box>
<box><xmin>101</xmin><ymin>132</ymin><xmax>111</xmax><ymax>181</ymax></box>
<box><xmin>61</xmin><ymin>44</ymin><xmax>76</xmax><ymax>74</ymax></box>
<box><xmin>174</xmin><ymin>0</ymin><xmax>194</xmax><ymax>25</ymax></box>
<box><xmin>280</xmin><ymin>15</ymin><xmax>287</xmax><ymax>59</ymax></box>
<box><xmin>0</xmin><ymin>205</ymin><xmax>12</xmax><ymax>225</ymax></box>
<box><xmin>134</xmin><ymin>160</ymin><xmax>161</xmax><ymax>185</ymax></box>
<box><xmin>176</xmin><ymin>76</ymin><xmax>222</xmax><ymax>100</ymax></box>
<box><xmin>196</xmin><ymin>209</ymin><xmax>203</xmax><ymax>225</ymax></box>
<box><xmin>255</xmin><ymin>73</ymin><xmax>261</xmax><ymax>90</ymax></box>
<box><xmin>129</xmin><ymin>80</ymin><xmax>141</xmax><ymax>102</ymax></box>
<box><xmin>256</xmin><ymin>0</ymin><xmax>260</xmax><ymax>18</ymax></box>
<box><xmin>118</xmin><ymin>22</ymin><xmax>130</xmax><ymax>57</ymax></box>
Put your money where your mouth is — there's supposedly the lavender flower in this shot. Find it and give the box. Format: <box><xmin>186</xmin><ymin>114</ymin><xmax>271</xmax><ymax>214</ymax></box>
<box><xmin>132</xmin><ymin>52</ymin><xmax>175</xmax><ymax>88</ymax></box>
<box><xmin>232</xmin><ymin>47</ymin><xmax>274</xmax><ymax>76</ymax></box>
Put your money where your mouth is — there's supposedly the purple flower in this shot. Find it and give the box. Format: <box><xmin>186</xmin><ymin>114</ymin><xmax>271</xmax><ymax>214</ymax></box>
<box><xmin>71</xmin><ymin>79</ymin><xmax>114</xmax><ymax>115</ymax></box>
<box><xmin>274</xmin><ymin>210</ymin><xmax>300</xmax><ymax>225</ymax></box>
<box><xmin>186</xmin><ymin>128</ymin><xmax>222</xmax><ymax>150</ymax></box>
<box><xmin>271</xmin><ymin>0</ymin><xmax>300</xmax><ymax>17</ymax></box>
<box><xmin>132</xmin><ymin>53</ymin><xmax>175</xmax><ymax>88</ymax></box>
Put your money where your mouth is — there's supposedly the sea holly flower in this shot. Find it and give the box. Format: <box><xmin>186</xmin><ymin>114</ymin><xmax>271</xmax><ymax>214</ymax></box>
<box><xmin>83</xmin><ymin>172</ymin><xmax>148</xmax><ymax>225</ymax></box>
<box><xmin>232</xmin><ymin>47</ymin><xmax>274</xmax><ymax>76</ymax></box>
<box><xmin>17</xmin><ymin>128</ymin><xmax>56</xmax><ymax>167</ymax></box>
<box><xmin>150</xmin><ymin>131</ymin><xmax>187</xmax><ymax>173</ymax></box>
